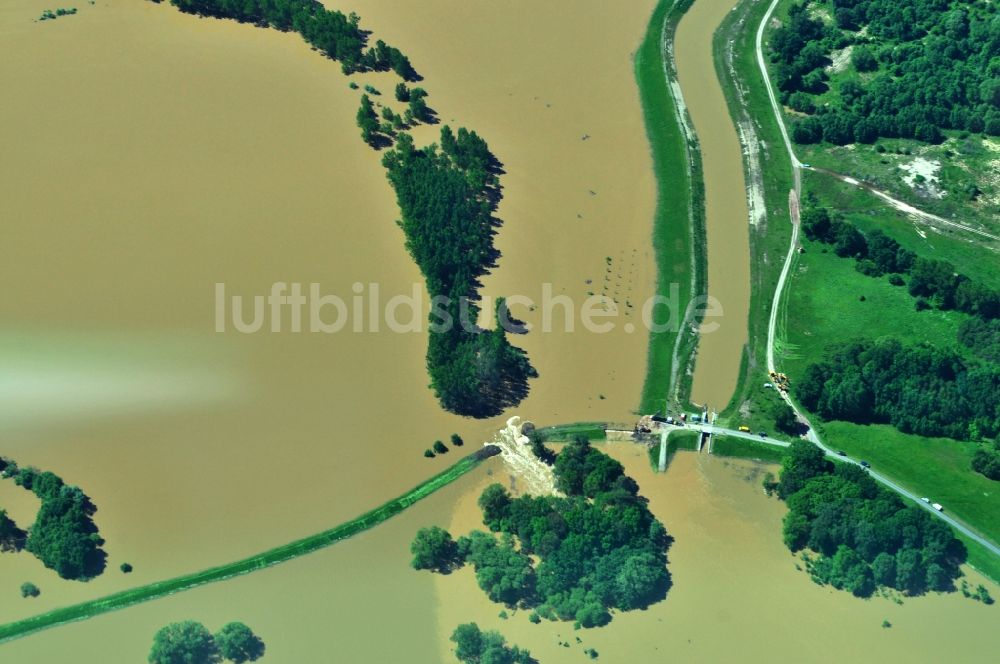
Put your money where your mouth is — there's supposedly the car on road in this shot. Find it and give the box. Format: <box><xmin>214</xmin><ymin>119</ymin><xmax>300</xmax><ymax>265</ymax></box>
<box><xmin>932</xmin><ymin>503</ymin><xmax>944</xmax><ymax>512</ymax></box>
<box><xmin>759</xmin><ymin>431</ymin><xmax>767</xmax><ymax>438</ymax></box>
<box><xmin>836</xmin><ymin>450</ymin><xmax>847</xmax><ymax>456</ymax></box>
<box><xmin>859</xmin><ymin>460</ymin><xmax>871</xmax><ymax>469</ymax></box>
<box><xmin>921</xmin><ymin>497</ymin><xmax>930</xmax><ymax>503</ymax></box>
<box><xmin>738</xmin><ymin>425</ymin><xmax>750</xmax><ymax>432</ymax></box>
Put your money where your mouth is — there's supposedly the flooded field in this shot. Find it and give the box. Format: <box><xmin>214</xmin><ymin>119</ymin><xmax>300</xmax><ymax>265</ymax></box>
<box><xmin>435</xmin><ymin>446</ymin><xmax>998</xmax><ymax>663</ymax></box>
<box><xmin>676</xmin><ymin>0</ymin><xmax>752</xmax><ymax>410</ymax></box>
<box><xmin>1</xmin><ymin>0</ymin><xmax>658</xmax><ymax>658</ymax></box>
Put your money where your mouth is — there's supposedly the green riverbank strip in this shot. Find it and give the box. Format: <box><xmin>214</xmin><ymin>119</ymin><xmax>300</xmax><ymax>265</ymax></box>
<box><xmin>0</xmin><ymin>448</ymin><xmax>497</xmax><ymax>646</ymax></box>
<box><xmin>635</xmin><ymin>0</ymin><xmax>706</xmax><ymax>414</ymax></box>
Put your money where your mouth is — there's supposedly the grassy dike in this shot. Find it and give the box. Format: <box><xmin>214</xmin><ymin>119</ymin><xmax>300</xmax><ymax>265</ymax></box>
<box><xmin>711</xmin><ymin>435</ymin><xmax>789</xmax><ymax>464</ymax></box>
<box><xmin>635</xmin><ymin>0</ymin><xmax>707</xmax><ymax>415</ymax></box>
<box><xmin>713</xmin><ymin>0</ymin><xmax>793</xmax><ymax>425</ymax></box>
<box><xmin>0</xmin><ymin>448</ymin><xmax>498</xmax><ymax>645</ymax></box>
<box><xmin>535</xmin><ymin>422</ymin><xmax>608</xmax><ymax>442</ymax></box>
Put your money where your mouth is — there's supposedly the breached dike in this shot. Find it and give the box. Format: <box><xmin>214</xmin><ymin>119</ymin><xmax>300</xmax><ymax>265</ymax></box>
<box><xmin>487</xmin><ymin>416</ymin><xmax>558</xmax><ymax>496</ymax></box>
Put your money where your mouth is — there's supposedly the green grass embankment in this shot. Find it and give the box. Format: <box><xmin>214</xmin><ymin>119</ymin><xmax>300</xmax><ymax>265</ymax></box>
<box><xmin>635</xmin><ymin>0</ymin><xmax>706</xmax><ymax>415</ymax></box>
<box><xmin>535</xmin><ymin>422</ymin><xmax>607</xmax><ymax>442</ymax></box>
<box><xmin>711</xmin><ymin>435</ymin><xmax>789</xmax><ymax>464</ymax></box>
<box><xmin>0</xmin><ymin>448</ymin><xmax>496</xmax><ymax>645</ymax></box>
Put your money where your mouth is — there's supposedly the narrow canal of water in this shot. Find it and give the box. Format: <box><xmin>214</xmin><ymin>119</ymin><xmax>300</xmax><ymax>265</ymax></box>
<box><xmin>676</xmin><ymin>0</ymin><xmax>752</xmax><ymax>410</ymax></box>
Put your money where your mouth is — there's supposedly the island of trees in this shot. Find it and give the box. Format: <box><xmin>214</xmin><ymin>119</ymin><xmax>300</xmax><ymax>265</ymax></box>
<box><xmin>412</xmin><ymin>437</ymin><xmax>671</xmax><ymax>626</ymax></box>
<box><xmin>168</xmin><ymin>0</ymin><xmax>416</xmax><ymax>79</ymax></box>
<box><xmin>163</xmin><ymin>0</ymin><xmax>535</xmax><ymax>418</ymax></box>
<box><xmin>383</xmin><ymin>129</ymin><xmax>536</xmax><ymax>417</ymax></box>
<box><xmin>149</xmin><ymin>620</ymin><xmax>265</xmax><ymax>664</ymax></box>
<box><xmin>450</xmin><ymin>623</ymin><xmax>535</xmax><ymax>664</ymax></box>
<box><xmin>0</xmin><ymin>457</ymin><xmax>106</xmax><ymax>580</ymax></box>
<box><xmin>777</xmin><ymin>441</ymin><xmax>967</xmax><ymax>596</ymax></box>
<box><xmin>972</xmin><ymin>442</ymin><xmax>1000</xmax><ymax>481</ymax></box>
<box><xmin>771</xmin><ymin>0</ymin><xmax>1000</xmax><ymax>145</ymax></box>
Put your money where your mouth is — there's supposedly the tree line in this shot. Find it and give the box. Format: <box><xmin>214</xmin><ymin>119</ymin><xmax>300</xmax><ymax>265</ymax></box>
<box><xmin>797</xmin><ymin>338</ymin><xmax>1000</xmax><ymax>440</ymax></box>
<box><xmin>972</xmin><ymin>442</ymin><xmax>1000</xmax><ymax>481</ymax></box>
<box><xmin>772</xmin><ymin>0</ymin><xmax>1000</xmax><ymax>145</ymax></box>
<box><xmin>382</xmin><ymin>130</ymin><xmax>535</xmax><ymax>417</ymax></box>
<box><xmin>168</xmin><ymin>0</ymin><xmax>416</xmax><ymax>79</ymax></box>
<box><xmin>777</xmin><ymin>441</ymin><xmax>966</xmax><ymax>597</ymax></box>
<box><xmin>411</xmin><ymin>437</ymin><xmax>671</xmax><ymax>627</ymax></box>
<box><xmin>802</xmin><ymin>204</ymin><xmax>1000</xmax><ymax>320</ymax></box>
<box><xmin>0</xmin><ymin>458</ymin><xmax>106</xmax><ymax>581</ymax></box>
<box><xmin>167</xmin><ymin>0</ymin><xmax>533</xmax><ymax>417</ymax></box>
<box><xmin>450</xmin><ymin>623</ymin><xmax>535</xmax><ymax>664</ymax></box>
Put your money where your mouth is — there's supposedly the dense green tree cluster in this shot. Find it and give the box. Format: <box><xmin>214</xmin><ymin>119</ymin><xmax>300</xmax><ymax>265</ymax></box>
<box><xmin>802</xmin><ymin>206</ymin><xmax>999</xmax><ymax>319</ymax></box>
<box><xmin>440</xmin><ymin>126</ymin><xmax>499</xmax><ymax>193</ymax></box>
<box><xmin>407</xmin><ymin>87</ymin><xmax>432</xmax><ymax>123</ymax></box>
<box><xmin>0</xmin><ymin>509</ymin><xmax>26</xmax><ymax>553</ymax></box>
<box><xmin>458</xmin><ymin>531</ymin><xmax>536</xmax><ymax>606</ymax></box>
<box><xmin>410</xmin><ymin>525</ymin><xmax>461</xmax><ymax>572</ymax></box>
<box><xmin>1</xmin><ymin>462</ymin><xmax>107</xmax><ymax>580</ymax></box>
<box><xmin>450</xmin><ymin>623</ymin><xmax>535</xmax><ymax>664</ymax></box>
<box><xmin>958</xmin><ymin>318</ymin><xmax>1000</xmax><ymax>363</ymax></box>
<box><xmin>415</xmin><ymin>438</ymin><xmax>671</xmax><ymax>626</ymax></box>
<box><xmin>168</xmin><ymin>1</ymin><xmax>416</xmax><ymax>78</ymax></box>
<box><xmin>908</xmin><ymin>257</ymin><xmax>1000</xmax><ymax>319</ymax></box>
<box><xmin>382</xmin><ymin>130</ymin><xmax>496</xmax><ymax>301</ymax></box>
<box><xmin>528</xmin><ymin>431</ymin><xmax>556</xmax><ymax>465</ymax></box>
<box><xmin>382</xmin><ymin>130</ymin><xmax>535</xmax><ymax>417</ymax></box>
<box><xmin>778</xmin><ymin>441</ymin><xmax>966</xmax><ymax>596</ymax></box>
<box><xmin>772</xmin><ymin>401</ymin><xmax>800</xmax><ymax>435</ymax></box>
<box><xmin>149</xmin><ymin>621</ymin><xmax>221</xmax><ymax>664</ymax></box>
<box><xmin>774</xmin><ymin>0</ymin><xmax>1000</xmax><ymax>145</ymax></box>
<box><xmin>356</xmin><ymin>94</ymin><xmax>380</xmax><ymax>145</ymax></box>
<box><xmin>359</xmin><ymin>38</ymin><xmax>416</xmax><ymax>80</ymax></box>
<box><xmin>216</xmin><ymin>622</ymin><xmax>266</xmax><ymax>664</ymax></box>
<box><xmin>971</xmin><ymin>442</ymin><xmax>1000</xmax><ymax>481</ymax></box>
<box><xmin>797</xmin><ymin>338</ymin><xmax>1000</xmax><ymax>440</ymax></box>
<box><xmin>149</xmin><ymin>621</ymin><xmax>264</xmax><ymax>664</ymax></box>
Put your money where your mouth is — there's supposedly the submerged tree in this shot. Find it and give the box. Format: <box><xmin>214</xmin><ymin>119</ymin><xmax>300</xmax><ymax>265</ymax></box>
<box><xmin>149</xmin><ymin>621</ymin><xmax>220</xmax><ymax>664</ymax></box>
<box><xmin>215</xmin><ymin>622</ymin><xmax>265</xmax><ymax>663</ymax></box>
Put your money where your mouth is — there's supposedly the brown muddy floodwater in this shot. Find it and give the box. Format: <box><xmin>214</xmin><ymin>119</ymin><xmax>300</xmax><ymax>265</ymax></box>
<box><xmin>0</xmin><ymin>0</ymin><xmax>658</xmax><ymax>659</ymax></box>
<box><xmin>435</xmin><ymin>446</ymin><xmax>998</xmax><ymax>663</ymax></box>
<box><xmin>676</xmin><ymin>0</ymin><xmax>752</xmax><ymax>410</ymax></box>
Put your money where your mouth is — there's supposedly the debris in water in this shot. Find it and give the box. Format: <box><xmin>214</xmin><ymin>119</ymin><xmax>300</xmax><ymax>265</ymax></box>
<box><xmin>486</xmin><ymin>416</ymin><xmax>557</xmax><ymax>496</ymax></box>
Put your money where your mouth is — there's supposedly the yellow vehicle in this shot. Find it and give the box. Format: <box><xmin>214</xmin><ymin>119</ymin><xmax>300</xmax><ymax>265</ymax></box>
<box><xmin>738</xmin><ymin>425</ymin><xmax>750</xmax><ymax>432</ymax></box>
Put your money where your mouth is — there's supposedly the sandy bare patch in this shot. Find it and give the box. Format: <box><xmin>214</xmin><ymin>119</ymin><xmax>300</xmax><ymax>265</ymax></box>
<box><xmin>825</xmin><ymin>45</ymin><xmax>853</xmax><ymax>74</ymax></box>
<box><xmin>899</xmin><ymin>157</ymin><xmax>944</xmax><ymax>198</ymax></box>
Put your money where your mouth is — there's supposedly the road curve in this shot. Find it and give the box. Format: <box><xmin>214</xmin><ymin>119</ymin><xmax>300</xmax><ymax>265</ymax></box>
<box><xmin>756</xmin><ymin>0</ymin><xmax>997</xmax><ymax>243</ymax></box>
<box><xmin>753</xmin><ymin>0</ymin><xmax>1000</xmax><ymax>559</ymax></box>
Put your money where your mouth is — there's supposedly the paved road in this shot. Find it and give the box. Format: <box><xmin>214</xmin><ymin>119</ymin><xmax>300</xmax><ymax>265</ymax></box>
<box><xmin>752</xmin><ymin>0</ymin><xmax>1000</xmax><ymax>560</ymax></box>
<box><xmin>664</xmin><ymin>420</ymin><xmax>1000</xmax><ymax>557</ymax></box>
